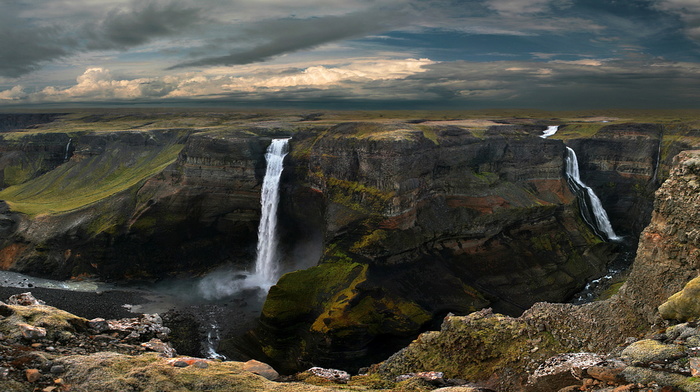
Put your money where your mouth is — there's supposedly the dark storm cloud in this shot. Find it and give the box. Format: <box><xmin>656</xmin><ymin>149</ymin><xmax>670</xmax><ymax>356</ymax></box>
<box><xmin>0</xmin><ymin>1</ymin><xmax>74</xmax><ymax>78</ymax></box>
<box><xmin>168</xmin><ymin>7</ymin><xmax>409</xmax><ymax>69</ymax></box>
<box><xmin>393</xmin><ymin>59</ymin><xmax>700</xmax><ymax>108</ymax></box>
<box><xmin>0</xmin><ymin>0</ymin><xmax>203</xmax><ymax>78</ymax></box>
<box><xmin>82</xmin><ymin>1</ymin><xmax>203</xmax><ymax>50</ymax></box>
<box><xmin>0</xmin><ymin>25</ymin><xmax>71</xmax><ymax>78</ymax></box>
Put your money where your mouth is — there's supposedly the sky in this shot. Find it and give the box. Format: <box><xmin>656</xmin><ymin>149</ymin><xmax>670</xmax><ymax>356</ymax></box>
<box><xmin>1</xmin><ymin>0</ymin><xmax>700</xmax><ymax>110</ymax></box>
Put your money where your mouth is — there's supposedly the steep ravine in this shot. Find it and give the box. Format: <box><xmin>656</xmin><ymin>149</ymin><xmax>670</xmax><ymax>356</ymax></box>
<box><xmin>375</xmin><ymin>149</ymin><xmax>700</xmax><ymax>391</ymax></box>
<box><xmin>237</xmin><ymin>122</ymin><xmax>662</xmax><ymax>373</ymax></box>
<box><xmin>0</xmin><ymin>116</ymin><xmax>672</xmax><ymax>379</ymax></box>
<box><xmin>0</xmin><ymin>149</ymin><xmax>697</xmax><ymax>392</ymax></box>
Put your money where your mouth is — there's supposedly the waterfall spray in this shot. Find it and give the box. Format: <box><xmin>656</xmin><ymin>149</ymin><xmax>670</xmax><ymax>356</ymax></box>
<box><xmin>254</xmin><ymin>138</ymin><xmax>290</xmax><ymax>289</ymax></box>
<box><xmin>564</xmin><ymin>147</ymin><xmax>621</xmax><ymax>242</ymax></box>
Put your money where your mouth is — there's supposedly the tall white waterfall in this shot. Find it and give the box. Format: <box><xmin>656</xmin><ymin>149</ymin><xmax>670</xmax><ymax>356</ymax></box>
<box><xmin>565</xmin><ymin>147</ymin><xmax>621</xmax><ymax>242</ymax></box>
<box><xmin>254</xmin><ymin>138</ymin><xmax>289</xmax><ymax>289</ymax></box>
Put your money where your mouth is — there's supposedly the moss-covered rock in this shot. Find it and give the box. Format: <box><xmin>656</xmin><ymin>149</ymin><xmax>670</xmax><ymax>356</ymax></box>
<box><xmin>239</xmin><ymin>259</ymin><xmax>453</xmax><ymax>373</ymax></box>
<box><xmin>56</xmin><ymin>352</ymin><xmax>358</xmax><ymax>392</ymax></box>
<box><xmin>659</xmin><ymin>276</ymin><xmax>700</xmax><ymax>321</ymax></box>
<box><xmin>261</xmin><ymin>260</ymin><xmax>368</xmax><ymax>326</ymax></box>
<box><xmin>620</xmin><ymin>339</ymin><xmax>687</xmax><ymax>364</ymax></box>
<box><xmin>0</xmin><ymin>303</ymin><xmax>87</xmax><ymax>340</ymax></box>
<box><xmin>375</xmin><ymin>308</ymin><xmax>566</xmax><ymax>390</ymax></box>
<box><xmin>621</xmin><ymin>367</ymin><xmax>700</xmax><ymax>392</ymax></box>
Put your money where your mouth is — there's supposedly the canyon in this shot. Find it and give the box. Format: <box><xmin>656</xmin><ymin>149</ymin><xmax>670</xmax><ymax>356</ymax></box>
<box><xmin>0</xmin><ymin>110</ymin><xmax>699</xmax><ymax>391</ymax></box>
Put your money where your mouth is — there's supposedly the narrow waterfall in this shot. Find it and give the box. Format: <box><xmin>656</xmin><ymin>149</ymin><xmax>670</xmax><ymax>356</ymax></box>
<box><xmin>254</xmin><ymin>138</ymin><xmax>289</xmax><ymax>289</ymax></box>
<box><xmin>651</xmin><ymin>138</ymin><xmax>662</xmax><ymax>185</ymax></box>
<box><xmin>64</xmin><ymin>138</ymin><xmax>72</xmax><ymax>161</ymax></box>
<box><xmin>540</xmin><ymin>125</ymin><xmax>559</xmax><ymax>138</ymax></box>
<box><xmin>565</xmin><ymin>147</ymin><xmax>621</xmax><ymax>242</ymax></box>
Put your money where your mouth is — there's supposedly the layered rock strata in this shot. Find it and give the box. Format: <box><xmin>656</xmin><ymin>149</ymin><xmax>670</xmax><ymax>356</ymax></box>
<box><xmin>375</xmin><ymin>149</ymin><xmax>700</xmax><ymax>391</ymax></box>
<box><xmin>0</xmin><ymin>115</ymin><xmax>670</xmax><ymax>376</ymax></box>
<box><xmin>243</xmin><ymin>123</ymin><xmax>625</xmax><ymax>372</ymax></box>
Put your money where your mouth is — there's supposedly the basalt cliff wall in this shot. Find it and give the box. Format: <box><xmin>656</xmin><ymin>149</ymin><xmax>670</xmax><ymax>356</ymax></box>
<box><xmin>241</xmin><ymin>122</ymin><xmax>663</xmax><ymax>373</ymax></box>
<box><xmin>0</xmin><ymin>115</ymin><xmax>670</xmax><ymax>376</ymax></box>
<box><xmin>375</xmin><ymin>149</ymin><xmax>700</xmax><ymax>391</ymax></box>
<box><xmin>0</xmin><ymin>126</ymin><xmax>280</xmax><ymax>279</ymax></box>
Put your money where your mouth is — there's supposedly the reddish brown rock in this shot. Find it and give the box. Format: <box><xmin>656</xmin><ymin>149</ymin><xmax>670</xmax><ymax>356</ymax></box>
<box><xmin>587</xmin><ymin>365</ymin><xmax>625</xmax><ymax>383</ymax></box>
<box><xmin>243</xmin><ymin>360</ymin><xmax>279</xmax><ymax>381</ymax></box>
<box><xmin>556</xmin><ymin>386</ymin><xmax>581</xmax><ymax>392</ymax></box>
<box><xmin>25</xmin><ymin>368</ymin><xmax>41</xmax><ymax>382</ymax></box>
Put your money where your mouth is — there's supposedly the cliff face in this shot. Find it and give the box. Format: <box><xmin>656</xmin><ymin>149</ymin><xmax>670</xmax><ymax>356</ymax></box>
<box><xmin>0</xmin><ymin>114</ymin><xmax>673</xmax><ymax>378</ymax></box>
<box><xmin>0</xmin><ymin>128</ymin><xmax>279</xmax><ymax>279</ymax></box>
<box><xmin>375</xmin><ymin>149</ymin><xmax>700</xmax><ymax>391</ymax></box>
<box><xmin>566</xmin><ymin>123</ymin><xmax>662</xmax><ymax>236</ymax></box>
<box><xmin>243</xmin><ymin>123</ymin><xmax>619</xmax><ymax>373</ymax></box>
<box><xmin>613</xmin><ymin>149</ymin><xmax>700</xmax><ymax>323</ymax></box>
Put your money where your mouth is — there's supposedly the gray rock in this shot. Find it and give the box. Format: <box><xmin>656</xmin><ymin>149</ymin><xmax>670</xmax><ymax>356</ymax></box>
<box><xmin>8</xmin><ymin>292</ymin><xmax>44</xmax><ymax>306</ymax></box>
<box><xmin>18</xmin><ymin>323</ymin><xmax>47</xmax><ymax>340</ymax></box>
<box><xmin>396</xmin><ymin>371</ymin><xmax>446</xmax><ymax>385</ymax></box>
<box><xmin>193</xmin><ymin>361</ymin><xmax>209</xmax><ymax>369</ymax></box>
<box><xmin>50</xmin><ymin>365</ymin><xmax>66</xmax><ymax>374</ymax></box>
<box><xmin>307</xmin><ymin>366</ymin><xmax>350</xmax><ymax>383</ymax></box>
<box><xmin>88</xmin><ymin>318</ymin><xmax>109</xmax><ymax>333</ymax></box>
<box><xmin>140</xmin><ymin>338</ymin><xmax>176</xmax><ymax>358</ymax></box>
<box><xmin>527</xmin><ymin>352</ymin><xmax>605</xmax><ymax>392</ymax></box>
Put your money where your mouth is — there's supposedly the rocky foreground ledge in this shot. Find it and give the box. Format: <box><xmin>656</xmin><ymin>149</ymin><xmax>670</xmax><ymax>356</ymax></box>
<box><xmin>0</xmin><ymin>291</ymin><xmax>496</xmax><ymax>392</ymax></box>
<box><xmin>4</xmin><ymin>290</ymin><xmax>700</xmax><ymax>392</ymax></box>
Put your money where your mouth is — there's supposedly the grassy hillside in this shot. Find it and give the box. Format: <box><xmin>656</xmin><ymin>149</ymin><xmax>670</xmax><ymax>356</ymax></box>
<box><xmin>0</xmin><ymin>143</ymin><xmax>183</xmax><ymax>216</ymax></box>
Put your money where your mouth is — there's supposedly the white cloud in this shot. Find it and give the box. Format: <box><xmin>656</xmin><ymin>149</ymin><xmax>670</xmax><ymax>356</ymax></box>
<box><xmin>7</xmin><ymin>58</ymin><xmax>435</xmax><ymax>103</ymax></box>
<box><xmin>486</xmin><ymin>0</ymin><xmax>573</xmax><ymax>15</ymax></box>
<box><xmin>219</xmin><ymin>58</ymin><xmax>434</xmax><ymax>91</ymax></box>
<box><xmin>0</xmin><ymin>86</ymin><xmax>27</xmax><ymax>101</ymax></box>
<box><xmin>551</xmin><ymin>59</ymin><xmax>604</xmax><ymax>66</ymax></box>
<box><xmin>35</xmin><ymin>67</ymin><xmax>176</xmax><ymax>101</ymax></box>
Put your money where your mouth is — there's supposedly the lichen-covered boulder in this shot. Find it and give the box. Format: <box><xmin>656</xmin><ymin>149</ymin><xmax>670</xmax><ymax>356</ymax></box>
<box><xmin>659</xmin><ymin>276</ymin><xmax>700</xmax><ymax>321</ymax></box>
<box><xmin>55</xmin><ymin>352</ymin><xmax>346</xmax><ymax>392</ymax></box>
<box><xmin>620</xmin><ymin>339</ymin><xmax>686</xmax><ymax>364</ymax></box>
<box><xmin>620</xmin><ymin>367</ymin><xmax>700</xmax><ymax>391</ymax></box>
<box><xmin>375</xmin><ymin>308</ymin><xmax>566</xmax><ymax>390</ymax></box>
<box><xmin>0</xmin><ymin>302</ymin><xmax>88</xmax><ymax>341</ymax></box>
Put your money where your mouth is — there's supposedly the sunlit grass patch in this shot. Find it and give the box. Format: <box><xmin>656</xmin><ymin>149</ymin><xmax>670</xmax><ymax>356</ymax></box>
<box><xmin>0</xmin><ymin>144</ymin><xmax>183</xmax><ymax>216</ymax></box>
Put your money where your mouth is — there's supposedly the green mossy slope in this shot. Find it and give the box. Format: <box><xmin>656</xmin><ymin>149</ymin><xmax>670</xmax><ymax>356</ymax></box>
<box><xmin>0</xmin><ymin>143</ymin><xmax>183</xmax><ymax>217</ymax></box>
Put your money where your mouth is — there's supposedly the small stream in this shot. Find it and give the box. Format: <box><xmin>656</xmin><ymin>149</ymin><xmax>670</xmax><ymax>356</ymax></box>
<box><xmin>0</xmin><ymin>269</ymin><xmax>266</xmax><ymax>360</ymax></box>
<box><xmin>569</xmin><ymin>245</ymin><xmax>636</xmax><ymax>304</ymax></box>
